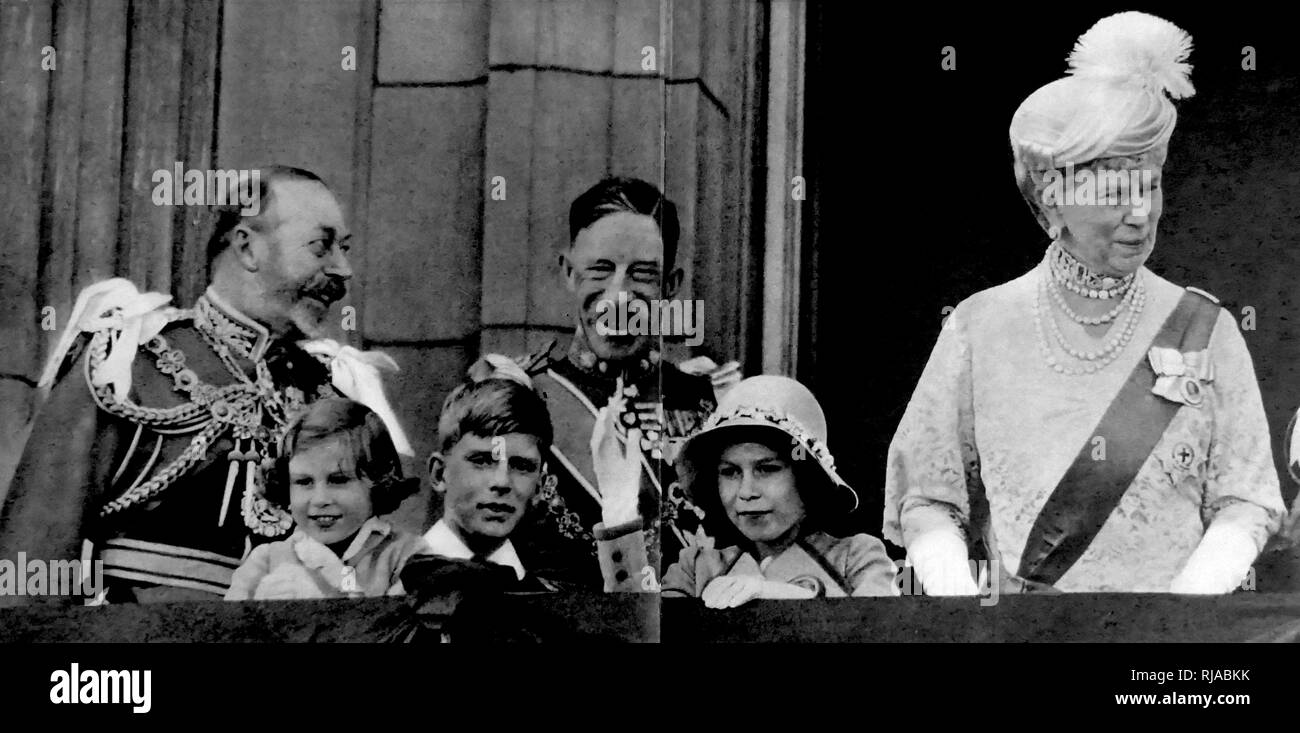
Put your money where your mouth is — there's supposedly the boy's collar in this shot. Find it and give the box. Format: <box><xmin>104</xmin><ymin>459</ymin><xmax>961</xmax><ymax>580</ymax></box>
<box><xmin>422</xmin><ymin>519</ymin><xmax>526</xmax><ymax>581</ymax></box>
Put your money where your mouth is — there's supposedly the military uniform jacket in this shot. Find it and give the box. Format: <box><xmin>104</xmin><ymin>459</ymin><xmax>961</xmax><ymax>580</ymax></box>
<box><xmin>509</xmin><ymin>336</ymin><xmax>717</xmax><ymax>589</ymax></box>
<box><xmin>0</xmin><ymin>284</ymin><xmax>337</xmax><ymax>600</ymax></box>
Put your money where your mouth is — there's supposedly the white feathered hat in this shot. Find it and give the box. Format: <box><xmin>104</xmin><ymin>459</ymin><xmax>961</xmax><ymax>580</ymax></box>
<box><xmin>1010</xmin><ymin>12</ymin><xmax>1195</xmax><ymax>226</ymax></box>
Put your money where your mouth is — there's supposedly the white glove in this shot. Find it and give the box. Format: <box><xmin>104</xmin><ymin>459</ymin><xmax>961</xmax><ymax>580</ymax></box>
<box><xmin>701</xmin><ymin>575</ymin><xmax>766</xmax><ymax>608</ymax></box>
<box><xmin>907</xmin><ymin>529</ymin><xmax>980</xmax><ymax>596</ymax></box>
<box><xmin>1169</xmin><ymin>522</ymin><xmax>1259</xmax><ymax>595</ymax></box>
<box><xmin>591</xmin><ymin>379</ymin><xmax>642</xmax><ymax>528</ymax></box>
<box><xmin>253</xmin><ymin>564</ymin><xmax>326</xmax><ymax>600</ymax></box>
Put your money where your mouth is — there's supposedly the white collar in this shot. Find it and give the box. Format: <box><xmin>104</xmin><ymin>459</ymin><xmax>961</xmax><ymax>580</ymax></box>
<box><xmin>422</xmin><ymin>519</ymin><xmax>526</xmax><ymax>581</ymax></box>
<box><xmin>293</xmin><ymin>516</ymin><xmax>393</xmax><ymax>566</ymax></box>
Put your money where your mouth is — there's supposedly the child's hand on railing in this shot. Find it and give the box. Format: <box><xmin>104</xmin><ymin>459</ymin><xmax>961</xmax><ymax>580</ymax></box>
<box><xmin>702</xmin><ymin>575</ymin><xmax>818</xmax><ymax>608</ymax></box>
<box><xmin>702</xmin><ymin>575</ymin><xmax>764</xmax><ymax>608</ymax></box>
<box><xmin>252</xmin><ymin>564</ymin><xmax>326</xmax><ymax>601</ymax></box>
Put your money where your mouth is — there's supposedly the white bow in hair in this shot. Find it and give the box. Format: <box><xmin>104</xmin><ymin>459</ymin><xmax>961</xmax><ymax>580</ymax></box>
<box><xmin>299</xmin><ymin>339</ymin><xmax>413</xmax><ymax>457</ymax></box>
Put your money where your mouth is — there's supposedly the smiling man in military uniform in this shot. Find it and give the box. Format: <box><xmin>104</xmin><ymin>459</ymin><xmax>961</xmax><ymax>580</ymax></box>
<box><xmin>505</xmin><ymin>177</ymin><xmax>733</xmax><ymax>589</ymax></box>
<box><xmin>0</xmin><ymin>165</ymin><xmax>409</xmax><ymax>605</ymax></box>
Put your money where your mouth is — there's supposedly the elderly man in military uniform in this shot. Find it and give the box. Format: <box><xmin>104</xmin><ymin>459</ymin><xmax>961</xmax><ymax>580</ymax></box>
<box><xmin>505</xmin><ymin>177</ymin><xmax>736</xmax><ymax>589</ymax></box>
<box><xmin>0</xmin><ymin>165</ymin><xmax>408</xmax><ymax>605</ymax></box>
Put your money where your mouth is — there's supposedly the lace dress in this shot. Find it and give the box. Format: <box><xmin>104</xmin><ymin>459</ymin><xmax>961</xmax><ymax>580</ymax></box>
<box><xmin>884</xmin><ymin>261</ymin><xmax>1285</xmax><ymax>591</ymax></box>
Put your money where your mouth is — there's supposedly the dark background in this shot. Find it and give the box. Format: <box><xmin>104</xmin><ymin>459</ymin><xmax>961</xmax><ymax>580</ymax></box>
<box><xmin>801</xmin><ymin>4</ymin><xmax>1300</xmax><ymax>546</ymax></box>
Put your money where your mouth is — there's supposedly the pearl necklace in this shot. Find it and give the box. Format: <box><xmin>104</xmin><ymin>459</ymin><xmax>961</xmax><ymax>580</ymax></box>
<box><xmin>1033</xmin><ymin>270</ymin><xmax>1146</xmax><ymax>376</ymax></box>
<box><xmin>1046</xmin><ymin>279</ymin><xmax>1145</xmax><ymax>361</ymax></box>
<box><xmin>1048</xmin><ymin>241</ymin><xmax>1135</xmax><ymax>300</ymax></box>
<box><xmin>1047</xmin><ymin>273</ymin><xmax>1134</xmax><ymax>325</ymax></box>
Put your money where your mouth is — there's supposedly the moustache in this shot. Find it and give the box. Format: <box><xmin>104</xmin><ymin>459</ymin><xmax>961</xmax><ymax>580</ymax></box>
<box><xmin>301</xmin><ymin>277</ymin><xmax>347</xmax><ymax>305</ymax></box>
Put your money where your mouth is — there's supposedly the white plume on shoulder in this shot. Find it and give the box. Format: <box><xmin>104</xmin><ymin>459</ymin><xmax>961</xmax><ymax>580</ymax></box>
<box><xmin>468</xmin><ymin>353</ymin><xmax>533</xmax><ymax>388</ymax></box>
<box><xmin>1066</xmin><ymin>11</ymin><xmax>1195</xmax><ymax>99</ymax></box>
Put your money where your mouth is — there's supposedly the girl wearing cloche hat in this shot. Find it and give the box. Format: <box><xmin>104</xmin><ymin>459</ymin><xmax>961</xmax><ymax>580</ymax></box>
<box><xmin>661</xmin><ymin>376</ymin><xmax>898</xmax><ymax>608</ymax></box>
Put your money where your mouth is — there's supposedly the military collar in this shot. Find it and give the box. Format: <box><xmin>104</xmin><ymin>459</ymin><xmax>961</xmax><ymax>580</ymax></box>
<box><xmin>564</xmin><ymin>328</ymin><xmax>661</xmax><ymax>381</ymax></box>
<box><xmin>194</xmin><ymin>287</ymin><xmax>272</xmax><ymax>363</ymax></box>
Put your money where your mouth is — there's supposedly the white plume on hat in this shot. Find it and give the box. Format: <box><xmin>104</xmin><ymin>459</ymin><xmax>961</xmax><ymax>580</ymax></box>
<box><xmin>1067</xmin><ymin>11</ymin><xmax>1194</xmax><ymax>99</ymax></box>
<box><xmin>1009</xmin><ymin>11</ymin><xmax>1196</xmax><ymax>233</ymax></box>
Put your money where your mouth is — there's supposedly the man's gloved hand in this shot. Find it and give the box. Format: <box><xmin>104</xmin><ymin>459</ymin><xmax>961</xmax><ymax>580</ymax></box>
<box><xmin>591</xmin><ymin>379</ymin><xmax>643</xmax><ymax>528</ymax></box>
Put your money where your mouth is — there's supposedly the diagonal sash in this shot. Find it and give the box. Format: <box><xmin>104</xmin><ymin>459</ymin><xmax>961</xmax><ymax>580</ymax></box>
<box><xmin>532</xmin><ymin>370</ymin><xmax>605</xmax><ymax>509</ymax></box>
<box><xmin>539</xmin><ymin>368</ymin><xmax>669</xmax><ymax>496</ymax></box>
<box><xmin>538</xmin><ymin>368</ymin><xmax>696</xmax><ymax>552</ymax></box>
<box><xmin>1016</xmin><ymin>289</ymin><xmax>1221</xmax><ymax>587</ymax></box>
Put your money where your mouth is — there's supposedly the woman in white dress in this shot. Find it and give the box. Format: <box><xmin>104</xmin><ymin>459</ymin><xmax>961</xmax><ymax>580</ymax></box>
<box><xmin>884</xmin><ymin>12</ymin><xmax>1286</xmax><ymax>594</ymax></box>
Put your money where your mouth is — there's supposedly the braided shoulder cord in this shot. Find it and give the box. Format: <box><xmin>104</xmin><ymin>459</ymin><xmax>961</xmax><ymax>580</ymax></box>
<box><xmin>99</xmin><ymin>420</ymin><xmax>225</xmax><ymax>516</ymax></box>
<box><xmin>85</xmin><ymin>317</ymin><xmax>281</xmax><ymax>518</ymax></box>
<box><xmin>85</xmin><ymin>330</ymin><xmax>210</xmax><ymax>429</ymax></box>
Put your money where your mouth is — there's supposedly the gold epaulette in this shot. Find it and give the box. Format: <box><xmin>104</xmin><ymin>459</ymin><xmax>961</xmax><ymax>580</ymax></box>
<box><xmin>39</xmin><ymin>278</ymin><xmax>174</xmax><ymax>395</ymax></box>
<box><xmin>89</xmin><ymin>306</ymin><xmax>298</xmax><ymax>538</ymax></box>
<box><xmin>84</xmin><ymin>309</ymin><xmax>231</xmax><ymax>432</ymax></box>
